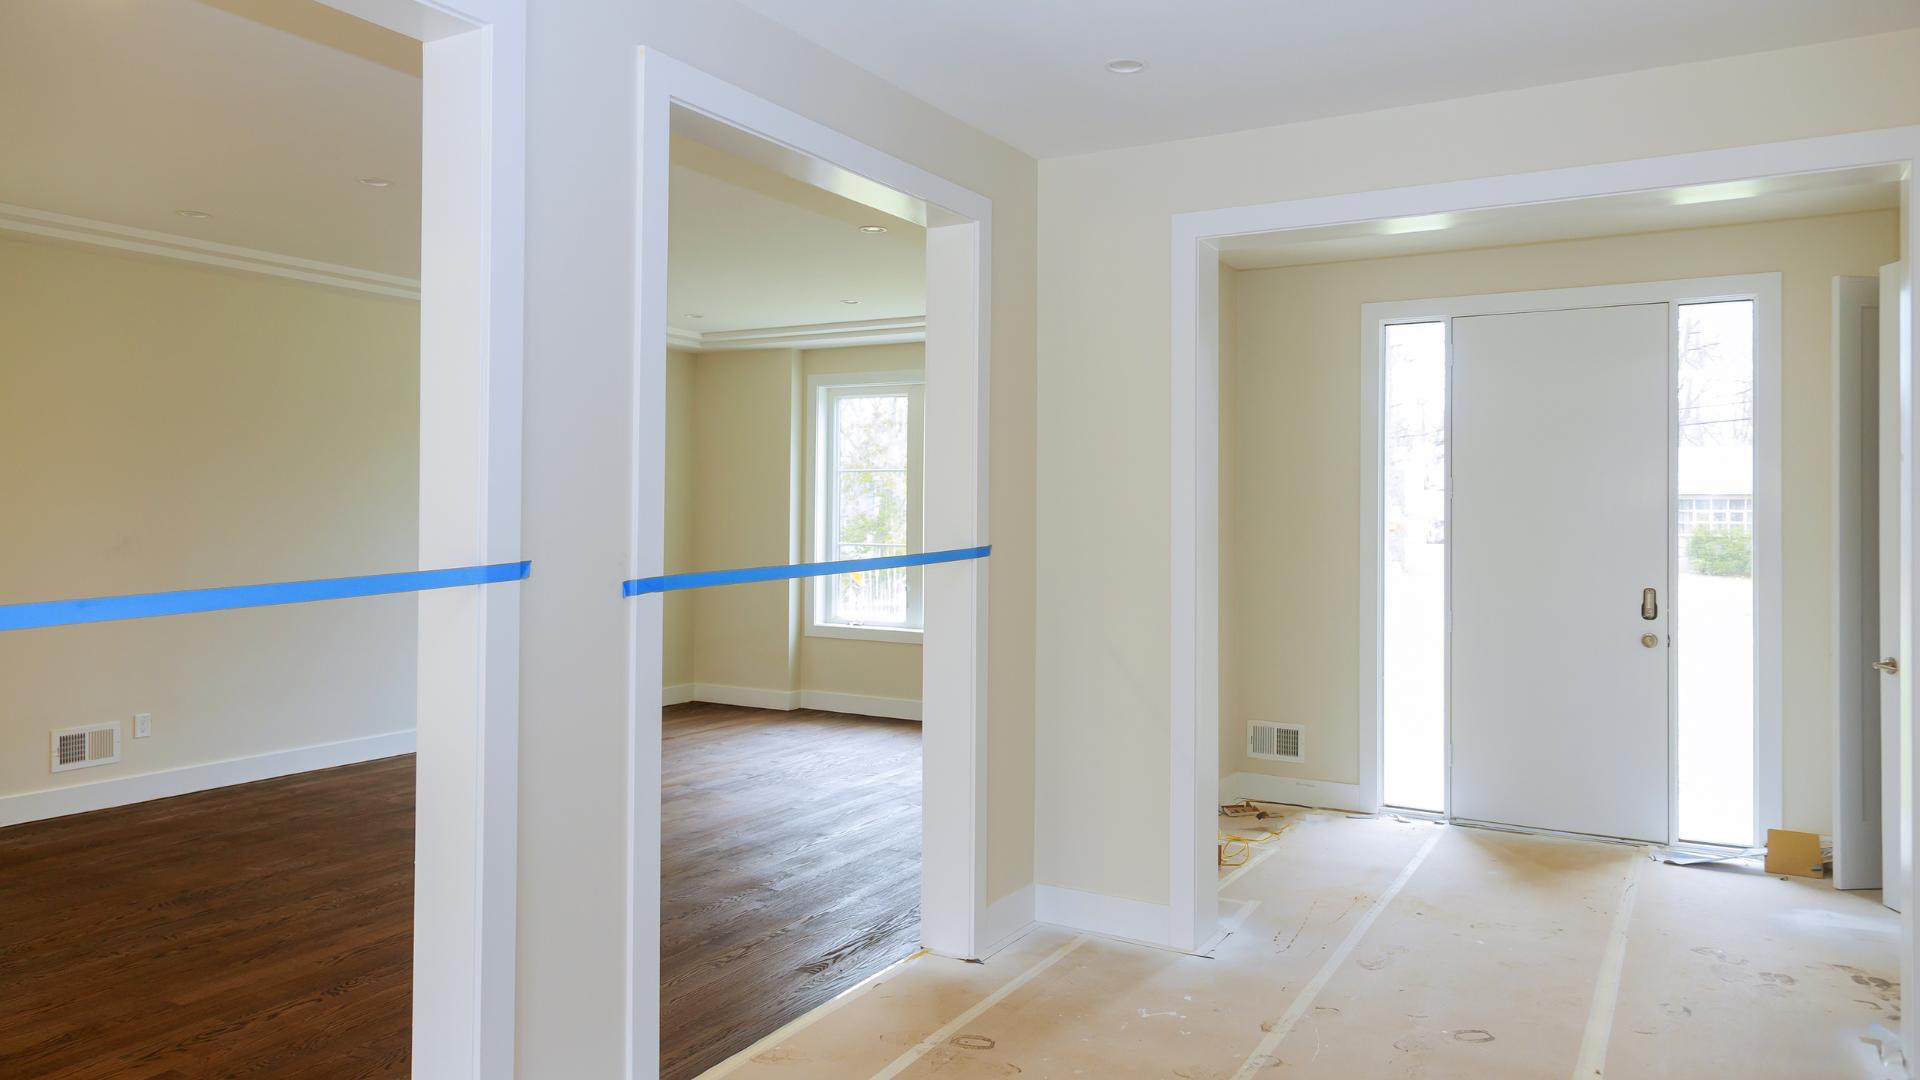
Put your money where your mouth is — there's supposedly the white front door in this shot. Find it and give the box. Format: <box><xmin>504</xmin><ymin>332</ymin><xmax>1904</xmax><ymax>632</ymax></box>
<box><xmin>1449</xmin><ymin>304</ymin><xmax>1672</xmax><ymax>842</ymax></box>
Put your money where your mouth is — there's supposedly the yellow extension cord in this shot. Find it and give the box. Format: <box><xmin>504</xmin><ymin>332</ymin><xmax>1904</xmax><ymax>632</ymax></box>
<box><xmin>1218</xmin><ymin>805</ymin><xmax>1294</xmax><ymax>866</ymax></box>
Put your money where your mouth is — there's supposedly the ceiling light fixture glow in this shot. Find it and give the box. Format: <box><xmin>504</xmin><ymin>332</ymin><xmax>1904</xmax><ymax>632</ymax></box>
<box><xmin>1104</xmin><ymin>58</ymin><xmax>1147</xmax><ymax>74</ymax></box>
<box><xmin>175</xmin><ymin>210</ymin><xmax>210</xmax><ymax>219</ymax></box>
<box><xmin>839</xmin><ymin>299</ymin><xmax>860</xmax><ymax>305</ymax></box>
<box><xmin>859</xmin><ymin>225</ymin><xmax>889</xmax><ymax>233</ymax></box>
<box><xmin>684</xmin><ymin>313</ymin><xmax>704</xmax><ymax>319</ymax></box>
<box><xmin>358</xmin><ymin>177</ymin><xmax>393</xmax><ymax>187</ymax></box>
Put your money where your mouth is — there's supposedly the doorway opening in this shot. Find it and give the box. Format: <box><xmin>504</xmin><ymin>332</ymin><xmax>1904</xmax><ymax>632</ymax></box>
<box><xmin>1375</xmin><ymin>291</ymin><xmax>1764</xmax><ymax>846</ymax></box>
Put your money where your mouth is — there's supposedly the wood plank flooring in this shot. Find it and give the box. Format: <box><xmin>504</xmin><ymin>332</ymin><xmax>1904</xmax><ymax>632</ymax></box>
<box><xmin>0</xmin><ymin>755</ymin><xmax>415</xmax><ymax>1080</ymax></box>
<box><xmin>661</xmin><ymin>702</ymin><xmax>922</xmax><ymax>1080</ymax></box>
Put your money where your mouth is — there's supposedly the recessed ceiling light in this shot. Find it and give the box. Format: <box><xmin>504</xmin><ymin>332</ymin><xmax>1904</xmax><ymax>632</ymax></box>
<box><xmin>839</xmin><ymin>299</ymin><xmax>860</xmax><ymax>305</ymax></box>
<box><xmin>859</xmin><ymin>225</ymin><xmax>888</xmax><ymax>233</ymax></box>
<box><xmin>1105</xmin><ymin>58</ymin><xmax>1147</xmax><ymax>74</ymax></box>
<box><xmin>175</xmin><ymin>210</ymin><xmax>211</xmax><ymax>219</ymax></box>
<box><xmin>684</xmin><ymin>313</ymin><xmax>704</xmax><ymax>319</ymax></box>
<box><xmin>358</xmin><ymin>177</ymin><xmax>392</xmax><ymax>187</ymax></box>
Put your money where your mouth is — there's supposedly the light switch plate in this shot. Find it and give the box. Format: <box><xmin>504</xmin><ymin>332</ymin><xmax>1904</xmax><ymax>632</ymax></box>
<box><xmin>134</xmin><ymin>713</ymin><xmax>152</xmax><ymax>738</ymax></box>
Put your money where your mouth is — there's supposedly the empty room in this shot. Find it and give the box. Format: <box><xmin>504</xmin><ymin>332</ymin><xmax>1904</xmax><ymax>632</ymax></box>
<box><xmin>7</xmin><ymin>2</ymin><xmax>1920</xmax><ymax>1080</ymax></box>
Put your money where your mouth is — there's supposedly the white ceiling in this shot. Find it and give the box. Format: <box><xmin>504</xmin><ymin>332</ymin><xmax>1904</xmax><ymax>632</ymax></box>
<box><xmin>733</xmin><ymin>0</ymin><xmax>1920</xmax><ymax>158</ymax></box>
<box><xmin>669</xmin><ymin>136</ymin><xmax>926</xmax><ymax>336</ymax></box>
<box><xmin>0</xmin><ymin>0</ymin><xmax>423</xmax><ymax>278</ymax></box>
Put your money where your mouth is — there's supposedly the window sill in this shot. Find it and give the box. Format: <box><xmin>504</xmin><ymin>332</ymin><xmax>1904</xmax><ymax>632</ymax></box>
<box><xmin>805</xmin><ymin>622</ymin><xmax>924</xmax><ymax>645</ymax></box>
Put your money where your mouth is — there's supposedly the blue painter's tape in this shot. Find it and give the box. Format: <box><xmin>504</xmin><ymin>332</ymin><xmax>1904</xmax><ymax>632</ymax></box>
<box><xmin>623</xmin><ymin>546</ymin><xmax>989</xmax><ymax>597</ymax></box>
<box><xmin>0</xmin><ymin>561</ymin><xmax>531</xmax><ymax>632</ymax></box>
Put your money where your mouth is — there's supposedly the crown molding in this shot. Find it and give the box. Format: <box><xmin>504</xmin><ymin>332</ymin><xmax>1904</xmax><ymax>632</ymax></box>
<box><xmin>0</xmin><ymin>202</ymin><xmax>420</xmax><ymax>301</ymax></box>
<box><xmin>666</xmin><ymin>315</ymin><xmax>925</xmax><ymax>353</ymax></box>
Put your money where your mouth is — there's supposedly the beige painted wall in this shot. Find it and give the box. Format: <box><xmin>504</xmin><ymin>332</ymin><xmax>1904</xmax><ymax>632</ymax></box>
<box><xmin>670</xmin><ymin>341</ymin><xmax>925</xmax><ymax>703</ymax></box>
<box><xmin>0</xmin><ymin>235</ymin><xmax>418</xmax><ymax>802</ymax></box>
<box><xmin>1037</xmin><ymin>30</ymin><xmax>1920</xmax><ymax>907</ymax></box>
<box><xmin>1226</xmin><ymin>211</ymin><xmax>1899</xmax><ymax>837</ymax></box>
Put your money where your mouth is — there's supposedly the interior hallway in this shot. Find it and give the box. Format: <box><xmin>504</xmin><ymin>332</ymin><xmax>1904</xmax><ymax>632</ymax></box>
<box><xmin>662</xmin><ymin>702</ymin><xmax>922</xmax><ymax>1080</ymax></box>
<box><xmin>703</xmin><ymin>809</ymin><xmax>1900</xmax><ymax>1080</ymax></box>
<box><xmin>0</xmin><ymin>756</ymin><xmax>414</xmax><ymax>1080</ymax></box>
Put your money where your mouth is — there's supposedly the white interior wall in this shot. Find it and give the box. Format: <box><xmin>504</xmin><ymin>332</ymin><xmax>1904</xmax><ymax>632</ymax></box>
<box><xmin>1036</xmin><ymin>29</ymin><xmax>1920</xmax><ymax>910</ymax></box>
<box><xmin>0</xmin><ymin>235</ymin><xmax>419</xmax><ymax>818</ymax></box>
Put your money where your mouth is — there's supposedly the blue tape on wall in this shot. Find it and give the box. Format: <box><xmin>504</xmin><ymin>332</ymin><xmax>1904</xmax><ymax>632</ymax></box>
<box><xmin>0</xmin><ymin>561</ymin><xmax>531</xmax><ymax>632</ymax></box>
<box><xmin>623</xmin><ymin>546</ymin><xmax>990</xmax><ymax>596</ymax></box>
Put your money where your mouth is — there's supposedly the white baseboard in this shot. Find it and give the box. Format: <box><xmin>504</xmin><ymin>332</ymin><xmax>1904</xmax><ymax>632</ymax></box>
<box><xmin>0</xmin><ymin>730</ymin><xmax>417</xmax><ymax>828</ymax></box>
<box><xmin>799</xmin><ymin>690</ymin><xmax>921</xmax><ymax>721</ymax></box>
<box><xmin>979</xmin><ymin>883</ymin><xmax>1036</xmax><ymax>957</ymax></box>
<box><xmin>1034</xmin><ymin>883</ymin><xmax>1171</xmax><ymax>947</ymax></box>
<box><xmin>1227</xmin><ymin>771</ymin><xmax>1370</xmax><ymax>813</ymax></box>
<box><xmin>686</xmin><ymin>683</ymin><xmax>802</xmax><ymax>711</ymax></box>
<box><xmin>672</xmin><ymin>683</ymin><xmax>922</xmax><ymax>721</ymax></box>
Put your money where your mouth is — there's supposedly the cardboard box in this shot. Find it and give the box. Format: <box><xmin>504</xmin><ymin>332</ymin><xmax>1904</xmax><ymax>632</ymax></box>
<box><xmin>1764</xmin><ymin>829</ymin><xmax>1825</xmax><ymax>878</ymax></box>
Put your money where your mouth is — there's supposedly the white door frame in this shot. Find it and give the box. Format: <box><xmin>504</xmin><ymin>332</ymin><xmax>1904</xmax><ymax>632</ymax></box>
<box><xmin>1171</xmin><ymin>126</ymin><xmax>1918</xmax><ymax>956</ymax></box>
<box><xmin>317</xmin><ymin>2</ymin><xmax>526</xmax><ymax>1079</ymax></box>
<box><xmin>631</xmin><ymin>49</ymin><xmax>995</xmax><ymax>1075</ymax></box>
<box><xmin>1361</xmin><ymin>275</ymin><xmax>1783</xmax><ymax>845</ymax></box>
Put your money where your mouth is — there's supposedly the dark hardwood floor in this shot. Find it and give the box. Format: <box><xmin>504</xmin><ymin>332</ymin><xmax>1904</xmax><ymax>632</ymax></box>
<box><xmin>0</xmin><ymin>755</ymin><xmax>415</xmax><ymax>1080</ymax></box>
<box><xmin>660</xmin><ymin>702</ymin><xmax>922</xmax><ymax>1080</ymax></box>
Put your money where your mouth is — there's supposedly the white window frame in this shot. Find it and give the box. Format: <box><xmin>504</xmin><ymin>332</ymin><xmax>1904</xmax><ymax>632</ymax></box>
<box><xmin>805</xmin><ymin>369</ymin><xmax>925</xmax><ymax>643</ymax></box>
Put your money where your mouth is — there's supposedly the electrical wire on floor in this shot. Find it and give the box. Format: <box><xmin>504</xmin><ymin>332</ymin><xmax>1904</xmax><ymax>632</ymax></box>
<box><xmin>1218</xmin><ymin>800</ymin><xmax>1295</xmax><ymax>867</ymax></box>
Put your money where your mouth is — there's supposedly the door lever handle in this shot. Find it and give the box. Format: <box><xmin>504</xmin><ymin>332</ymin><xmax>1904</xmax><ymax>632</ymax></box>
<box><xmin>1874</xmin><ymin>657</ymin><xmax>1900</xmax><ymax>674</ymax></box>
<box><xmin>1642</xmin><ymin>588</ymin><xmax>1658</xmax><ymax>620</ymax></box>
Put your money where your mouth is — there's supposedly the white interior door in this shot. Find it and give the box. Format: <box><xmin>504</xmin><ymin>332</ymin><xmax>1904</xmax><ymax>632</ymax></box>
<box><xmin>1450</xmin><ymin>304</ymin><xmax>1672</xmax><ymax>842</ymax></box>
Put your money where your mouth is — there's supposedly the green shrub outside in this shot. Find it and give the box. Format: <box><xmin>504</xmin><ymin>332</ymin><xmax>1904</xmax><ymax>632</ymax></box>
<box><xmin>1687</xmin><ymin>524</ymin><xmax>1751</xmax><ymax>577</ymax></box>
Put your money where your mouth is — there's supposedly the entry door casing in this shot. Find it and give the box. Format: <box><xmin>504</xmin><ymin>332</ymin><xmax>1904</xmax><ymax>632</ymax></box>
<box><xmin>1449</xmin><ymin>304</ymin><xmax>1673</xmax><ymax>843</ymax></box>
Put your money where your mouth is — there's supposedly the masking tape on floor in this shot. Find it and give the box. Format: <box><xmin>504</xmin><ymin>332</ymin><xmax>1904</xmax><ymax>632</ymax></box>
<box><xmin>0</xmin><ymin>561</ymin><xmax>531</xmax><ymax>631</ymax></box>
<box><xmin>1571</xmin><ymin>850</ymin><xmax>1645</xmax><ymax>1079</ymax></box>
<box><xmin>1229</xmin><ymin>828</ymin><xmax>1444</xmax><ymax>1079</ymax></box>
<box><xmin>623</xmin><ymin>546</ymin><xmax>990</xmax><ymax>596</ymax></box>
<box><xmin>864</xmin><ymin>935</ymin><xmax>1088</xmax><ymax>1080</ymax></box>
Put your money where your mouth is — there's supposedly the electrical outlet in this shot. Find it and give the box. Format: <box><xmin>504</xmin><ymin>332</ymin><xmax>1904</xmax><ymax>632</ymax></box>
<box><xmin>134</xmin><ymin>713</ymin><xmax>152</xmax><ymax>738</ymax></box>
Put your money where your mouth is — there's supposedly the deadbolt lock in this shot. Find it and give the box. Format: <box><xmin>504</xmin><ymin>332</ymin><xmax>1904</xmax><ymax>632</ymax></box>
<box><xmin>1641</xmin><ymin>633</ymin><xmax>1660</xmax><ymax>649</ymax></box>
<box><xmin>1874</xmin><ymin>657</ymin><xmax>1900</xmax><ymax>674</ymax></box>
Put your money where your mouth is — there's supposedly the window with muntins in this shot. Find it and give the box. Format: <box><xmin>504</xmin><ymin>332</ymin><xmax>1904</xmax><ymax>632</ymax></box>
<box><xmin>810</xmin><ymin>372</ymin><xmax>923</xmax><ymax>641</ymax></box>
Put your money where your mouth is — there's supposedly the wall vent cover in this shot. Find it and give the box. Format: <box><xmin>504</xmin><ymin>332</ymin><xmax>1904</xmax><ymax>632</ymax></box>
<box><xmin>1248</xmin><ymin>720</ymin><xmax>1304</xmax><ymax>763</ymax></box>
<box><xmin>51</xmin><ymin>722</ymin><xmax>120</xmax><ymax>773</ymax></box>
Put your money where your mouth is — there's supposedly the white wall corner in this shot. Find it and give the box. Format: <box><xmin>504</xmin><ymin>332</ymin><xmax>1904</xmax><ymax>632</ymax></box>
<box><xmin>978</xmin><ymin>883</ymin><xmax>1037</xmax><ymax>958</ymax></box>
<box><xmin>1228</xmin><ymin>771</ymin><xmax>1369</xmax><ymax>814</ymax></box>
<box><xmin>1033</xmin><ymin>883</ymin><xmax>1173</xmax><ymax>947</ymax></box>
<box><xmin>0</xmin><ymin>730</ymin><xmax>418</xmax><ymax>828</ymax></box>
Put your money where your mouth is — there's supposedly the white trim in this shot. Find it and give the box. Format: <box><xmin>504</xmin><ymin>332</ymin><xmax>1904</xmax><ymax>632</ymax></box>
<box><xmin>668</xmin><ymin>315</ymin><xmax>925</xmax><ymax>352</ymax></box>
<box><xmin>800</xmin><ymin>690</ymin><xmax>922</xmax><ymax>721</ymax></box>
<box><xmin>0</xmin><ymin>202</ymin><xmax>421</xmax><ymax>300</ymax></box>
<box><xmin>1357</xmin><ymin>274</ymin><xmax>1783</xmax><ymax>846</ymax></box>
<box><xmin>634</xmin><ymin>50</ymin><xmax>994</xmax><ymax>1069</ymax></box>
<box><xmin>978</xmin><ymin>884</ymin><xmax>1037</xmax><ymax>958</ymax></box>
<box><xmin>1033</xmin><ymin>884</ymin><xmax>1171</xmax><ymax>946</ymax></box>
<box><xmin>661</xmin><ymin>684</ymin><xmax>923</xmax><ymax>721</ymax></box>
<box><xmin>317</xmin><ymin>4</ymin><xmax>527</xmax><ymax>1080</ymax></box>
<box><xmin>1226</xmin><ymin>771</ymin><xmax>1369</xmax><ymax>814</ymax></box>
<box><xmin>1833</xmin><ymin>275</ymin><xmax>1886</xmax><ymax>891</ymax></box>
<box><xmin>1</xmin><ymin>730</ymin><xmax>416</xmax><ymax>828</ymax></box>
<box><xmin>1172</xmin><ymin>124</ymin><xmax>1920</xmax><ymax>970</ymax></box>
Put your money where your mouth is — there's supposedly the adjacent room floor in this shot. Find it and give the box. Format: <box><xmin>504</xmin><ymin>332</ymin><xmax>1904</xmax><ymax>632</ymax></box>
<box><xmin>661</xmin><ymin>702</ymin><xmax>923</xmax><ymax>1080</ymax></box>
<box><xmin>0</xmin><ymin>755</ymin><xmax>414</xmax><ymax>1080</ymax></box>
<box><xmin>704</xmin><ymin>808</ymin><xmax>1902</xmax><ymax>1080</ymax></box>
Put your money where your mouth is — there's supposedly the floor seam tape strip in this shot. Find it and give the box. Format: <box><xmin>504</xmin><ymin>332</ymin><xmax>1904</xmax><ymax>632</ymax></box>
<box><xmin>864</xmin><ymin>935</ymin><xmax>1088</xmax><ymax>1080</ymax></box>
<box><xmin>1229</xmin><ymin>828</ymin><xmax>1444</xmax><ymax>1080</ymax></box>
<box><xmin>1571</xmin><ymin>850</ymin><xmax>1645</xmax><ymax>1078</ymax></box>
